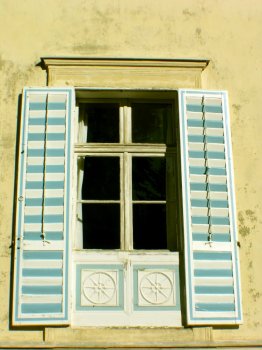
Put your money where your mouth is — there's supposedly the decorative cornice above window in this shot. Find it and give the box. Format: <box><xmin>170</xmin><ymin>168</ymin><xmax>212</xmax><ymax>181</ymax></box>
<box><xmin>41</xmin><ymin>57</ymin><xmax>209</xmax><ymax>89</ymax></box>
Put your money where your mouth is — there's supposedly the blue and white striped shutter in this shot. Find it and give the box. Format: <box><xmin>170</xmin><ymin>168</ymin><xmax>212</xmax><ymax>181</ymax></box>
<box><xmin>13</xmin><ymin>88</ymin><xmax>75</xmax><ymax>325</ymax></box>
<box><xmin>179</xmin><ymin>90</ymin><xmax>242</xmax><ymax>325</ymax></box>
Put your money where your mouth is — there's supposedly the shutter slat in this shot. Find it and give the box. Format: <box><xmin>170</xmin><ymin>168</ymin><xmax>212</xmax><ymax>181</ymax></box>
<box><xmin>13</xmin><ymin>87</ymin><xmax>74</xmax><ymax>325</ymax></box>
<box><xmin>179</xmin><ymin>89</ymin><xmax>242</xmax><ymax>325</ymax></box>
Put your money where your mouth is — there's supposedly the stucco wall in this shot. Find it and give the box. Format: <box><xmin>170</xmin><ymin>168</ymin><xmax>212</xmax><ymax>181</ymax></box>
<box><xmin>0</xmin><ymin>0</ymin><xmax>261</xmax><ymax>347</ymax></box>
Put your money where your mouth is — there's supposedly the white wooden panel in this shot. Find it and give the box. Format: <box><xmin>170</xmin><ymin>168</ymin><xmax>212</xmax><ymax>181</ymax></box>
<box><xmin>186</xmin><ymin>96</ymin><xmax>203</xmax><ymax>104</ymax></box>
<box><xmin>204</xmin><ymin>97</ymin><xmax>222</xmax><ymax>106</ymax></box>
<box><xmin>48</xmin><ymin>93</ymin><xmax>67</xmax><ymax>103</ymax></box>
<box><xmin>21</xmin><ymin>295</ymin><xmax>62</xmax><ymax>303</ymax></box>
<box><xmin>24</xmin><ymin>223</ymin><xmax>63</xmax><ymax>232</ymax></box>
<box><xmin>27</xmin><ymin>157</ymin><xmax>65</xmax><ymax>165</ymax></box>
<box><xmin>23</xmin><ymin>241</ymin><xmax>64</xmax><ymax>250</ymax></box>
<box><xmin>188</xmin><ymin>143</ymin><xmax>225</xmax><ymax>152</ymax></box>
<box><xmin>191</xmin><ymin>224</ymin><xmax>230</xmax><ymax>234</ymax></box>
<box><xmin>192</xmin><ymin>241</ymin><xmax>232</xmax><ymax>252</ymax></box>
<box><xmin>47</xmin><ymin>110</ymin><xmax>66</xmax><ymax>118</ymax></box>
<box><xmin>195</xmin><ymin>294</ymin><xmax>235</xmax><ymax>303</ymax></box>
<box><xmin>46</xmin><ymin>125</ymin><xmax>65</xmax><ymax>133</ymax></box>
<box><xmin>194</xmin><ymin>260</ymin><xmax>232</xmax><ymax>269</ymax></box>
<box><xmin>210</xmin><ymin>208</ymin><xmax>229</xmax><ymax>217</ymax></box>
<box><xmin>191</xmin><ymin>207</ymin><xmax>209</xmax><ymax>216</ymax></box>
<box><xmin>25</xmin><ymin>189</ymin><xmax>64</xmax><ymax>198</ymax></box>
<box><xmin>22</xmin><ymin>260</ymin><xmax>63</xmax><ymax>268</ymax></box>
<box><xmin>27</xmin><ymin>141</ymin><xmax>65</xmax><ymax>149</ymax></box>
<box><xmin>204</xmin><ymin>112</ymin><xmax>223</xmax><ymax>121</ymax></box>
<box><xmin>187</xmin><ymin>111</ymin><xmax>203</xmax><ymax>120</ymax></box>
<box><xmin>22</xmin><ymin>277</ymin><xmax>63</xmax><ymax>286</ymax></box>
<box><xmin>24</xmin><ymin>206</ymin><xmax>63</xmax><ymax>215</ymax></box>
<box><xmin>29</xmin><ymin>110</ymin><xmax>46</xmax><ymax>118</ymax></box>
<box><xmin>26</xmin><ymin>173</ymin><xmax>64</xmax><ymax>182</ymax></box>
<box><xmin>29</xmin><ymin>94</ymin><xmax>47</xmax><ymax>103</ymax></box>
<box><xmin>194</xmin><ymin>277</ymin><xmax>234</xmax><ymax>286</ymax></box>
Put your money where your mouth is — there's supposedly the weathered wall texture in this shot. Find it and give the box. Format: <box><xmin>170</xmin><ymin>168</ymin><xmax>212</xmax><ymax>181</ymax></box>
<box><xmin>0</xmin><ymin>0</ymin><xmax>261</xmax><ymax>347</ymax></box>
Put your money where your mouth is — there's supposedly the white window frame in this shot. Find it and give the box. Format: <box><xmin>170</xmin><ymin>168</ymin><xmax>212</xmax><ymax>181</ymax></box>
<box><xmin>74</xmin><ymin>96</ymin><xmax>178</xmax><ymax>252</ymax></box>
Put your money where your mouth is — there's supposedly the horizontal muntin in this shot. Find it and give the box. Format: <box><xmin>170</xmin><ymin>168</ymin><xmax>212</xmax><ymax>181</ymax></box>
<box><xmin>74</xmin><ymin>144</ymin><xmax>175</xmax><ymax>154</ymax></box>
<box><xmin>191</xmin><ymin>216</ymin><xmax>230</xmax><ymax>225</ymax></box>
<box><xmin>188</xmin><ymin>126</ymin><xmax>224</xmax><ymax>136</ymax></box>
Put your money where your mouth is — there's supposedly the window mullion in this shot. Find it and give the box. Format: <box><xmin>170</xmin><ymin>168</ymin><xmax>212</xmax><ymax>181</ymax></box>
<box><xmin>123</xmin><ymin>152</ymin><xmax>132</xmax><ymax>250</ymax></box>
<box><xmin>124</xmin><ymin>101</ymin><xmax>132</xmax><ymax>144</ymax></box>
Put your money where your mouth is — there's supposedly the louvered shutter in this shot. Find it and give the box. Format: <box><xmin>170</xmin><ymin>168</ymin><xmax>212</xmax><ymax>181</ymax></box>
<box><xmin>179</xmin><ymin>89</ymin><xmax>242</xmax><ymax>325</ymax></box>
<box><xmin>13</xmin><ymin>88</ymin><xmax>75</xmax><ymax>325</ymax></box>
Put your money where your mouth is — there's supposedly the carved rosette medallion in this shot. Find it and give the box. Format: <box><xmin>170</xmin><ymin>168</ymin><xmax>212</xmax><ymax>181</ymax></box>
<box><xmin>81</xmin><ymin>270</ymin><xmax>118</xmax><ymax>306</ymax></box>
<box><xmin>138</xmin><ymin>270</ymin><xmax>176</xmax><ymax>306</ymax></box>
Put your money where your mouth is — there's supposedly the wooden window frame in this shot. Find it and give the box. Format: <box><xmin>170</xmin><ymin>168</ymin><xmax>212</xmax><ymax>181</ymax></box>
<box><xmin>74</xmin><ymin>98</ymin><xmax>177</xmax><ymax>251</ymax></box>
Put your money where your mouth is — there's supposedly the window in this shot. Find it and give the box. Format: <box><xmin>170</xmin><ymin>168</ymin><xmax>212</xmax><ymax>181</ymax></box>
<box><xmin>13</xmin><ymin>85</ymin><xmax>242</xmax><ymax>327</ymax></box>
<box><xmin>75</xmin><ymin>100</ymin><xmax>178</xmax><ymax>252</ymax></box>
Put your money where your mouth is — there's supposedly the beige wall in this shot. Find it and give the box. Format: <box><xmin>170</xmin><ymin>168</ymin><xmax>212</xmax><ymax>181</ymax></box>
<box><xmin>0</xmin><ymin>0</ymin><xmax>261</xmax><ymax>347</ymax></box>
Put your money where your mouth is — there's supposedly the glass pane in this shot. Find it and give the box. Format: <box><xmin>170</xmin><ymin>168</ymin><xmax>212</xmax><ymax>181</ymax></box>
<box><xmin>82</xmin><ymin>157</ymin><xmax>120</xmax><ymax>200</ymax></box>
<box><xmin>132</xmin><ymin>103</ymin><xmax>171</xmax><ymax>143</ymax></box>
<box><xmin>132</xmin><ymin>157</ymin><xmax>166</xmax><ymax>200</ymax></box>
<box><xmin>133</xmin><ymin>204</ymin><xmax>167</xmax><ymax>249</ymax></box>
<box><xmin>82</xmin><ymin>204</ymin><xmax>120</xmax><ymax>249</ymax></box>
<box><xmin>81</xmin><ymin>103</ymin><xmax>119</xmax><ymax>143</ymax></box>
